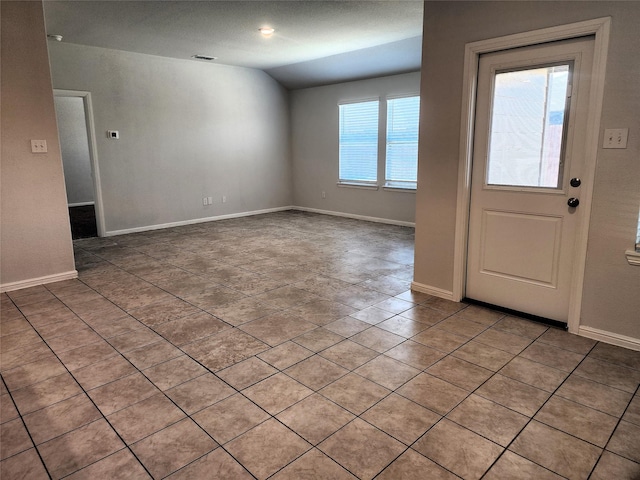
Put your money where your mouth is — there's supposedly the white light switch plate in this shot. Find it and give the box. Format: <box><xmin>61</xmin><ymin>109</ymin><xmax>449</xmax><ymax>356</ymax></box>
<box><xmin>31</xmin><ymin>140</ymin><xmax>47</xmax><ymax>153</ymax></box>
<box><xmin>603</xmin><ymin>128</ymin><xmax>628</xmax><ymax>149</ymax></box>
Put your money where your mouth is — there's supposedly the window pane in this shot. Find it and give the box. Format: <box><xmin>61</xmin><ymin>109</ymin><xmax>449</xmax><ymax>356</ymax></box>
<box><xmin>339</xmin><ymin>101</ymin><xmax>379</xmax><ymax>183</ymax></box>
<box><xmin>386</xmin><ymin>96</ymin><xmax>420</xmax><ymax>186</ymax></box>
<box><xmin>487</xmin><ymin>65</ymin><xmax>570</xmax><ymax>188</ymax></box>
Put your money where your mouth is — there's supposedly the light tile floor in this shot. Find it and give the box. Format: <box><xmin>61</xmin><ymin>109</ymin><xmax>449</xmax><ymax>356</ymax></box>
<box><xmin>1</xmin><ymin>211</ymin><xmax>639</xmax><ymax>479</ymax></box>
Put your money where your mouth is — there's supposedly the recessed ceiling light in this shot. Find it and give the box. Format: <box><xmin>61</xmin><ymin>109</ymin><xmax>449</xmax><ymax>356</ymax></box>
<box><xmin>47</xmin><ymin>34</ymin><xmax>63</xmax><ymax>41</ymax></box>
<box><xmin>191</xmin><ymin>54</ymin><xmax>217</xmax><ymax>61</ymax></box>
<box><xmin>259</xmin><ymin>27</ymin><xmax>275</xmax><ymax>37</ymax></box>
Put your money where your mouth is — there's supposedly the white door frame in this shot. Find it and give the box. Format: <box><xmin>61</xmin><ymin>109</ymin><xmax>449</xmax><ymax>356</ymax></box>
<box><xmin>452</xmin><ymin>18</ymin><xmax>611</xmax><ymax>333</ymax></box>
<box><xmin>54</xmin><ymin>89</ymin><xmax>106</xmax><ymax>237</ymax></box>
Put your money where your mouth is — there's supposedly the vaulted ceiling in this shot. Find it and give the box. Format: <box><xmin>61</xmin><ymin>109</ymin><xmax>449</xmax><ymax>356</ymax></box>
<box><xmin>43</xmin><ymin>0</ymin><xmax>424</xmax><ymax>89</ymax></box>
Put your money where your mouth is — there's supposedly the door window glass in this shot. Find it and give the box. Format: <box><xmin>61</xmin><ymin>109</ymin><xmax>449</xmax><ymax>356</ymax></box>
<box><xmin>487</xmin><ymin>64</ymin><xmax>571</xmax><ymax>188</ymax></box>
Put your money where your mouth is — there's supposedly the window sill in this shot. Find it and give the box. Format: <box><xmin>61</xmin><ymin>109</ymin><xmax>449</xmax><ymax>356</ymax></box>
<box><xmin>383</xmin><ymin>184</ymin><xmax>417</xmax><ymax>193</ymax></box>
<box><xmin>625</xmin><ymin>249</ymin><xmax>640</xmax><ymax>266</ymax></box>
<box><xmin>337</xmin><ymin>182</ymin><xmax>379</xmax><ymax>191</ymax></box>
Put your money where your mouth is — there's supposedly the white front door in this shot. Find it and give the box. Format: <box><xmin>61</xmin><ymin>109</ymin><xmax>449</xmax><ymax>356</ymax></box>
<box><xmin>466</xmin><ymin>37</ymin><xmax>594</xmax><ymax>322</ymax></box>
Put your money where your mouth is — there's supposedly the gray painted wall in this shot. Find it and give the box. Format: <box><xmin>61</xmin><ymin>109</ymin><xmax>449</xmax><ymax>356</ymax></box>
<box><xmin>291</xmin><ymin>72</ymin><xmax>420</xmax><ymax>224</ymax></box>
<box><xmin>54</xmin><ymin>96</ymin><xmax>95</xmax><ymax>205</ymax></box>
<box><xmin>48</xmin><ymin>42</ymin><xmax>292</xmax><ymax>233</ymax></box>
<box><xmin>415</xmin><ymin>1</ymin><xmax>640</xmax><ymax>340</ymax></box>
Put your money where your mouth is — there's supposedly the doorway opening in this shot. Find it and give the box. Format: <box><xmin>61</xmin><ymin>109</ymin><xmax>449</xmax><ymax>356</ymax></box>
<box><xmin>53</xmin><ymin>90</ymin><xmax>105</xmax><ymax>238</ymax></box>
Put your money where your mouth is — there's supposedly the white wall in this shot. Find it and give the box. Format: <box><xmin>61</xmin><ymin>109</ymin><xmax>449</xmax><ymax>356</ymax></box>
<box><xmin>290</xmin><ymin>72</ymin><xmax>420</xmax><ymax>224</ymax></box>
<box><xmin>48</xmin><ymin>42</ymin><xmax>292</xmax><ymax>234</ymax></box>
<box><xmin>54</xmin><ymin>96</ymin><xmax>95</xmax><ymax>206</ymax></box>
<box><xmin>0</xmin><ymin>1</ymin><xmax>76</xmax><ymax>289</ymax></box>
<box><xmin>415</xmin><ymin>1</ymin><xmax>640</xmax><ymax>342</ymax></box>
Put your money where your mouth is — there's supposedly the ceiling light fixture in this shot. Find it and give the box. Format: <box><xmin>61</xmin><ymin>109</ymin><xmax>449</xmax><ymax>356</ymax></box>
<box><xmin>47</xmin><ymin>34</ymin><xmax>63</xmax><ymax>42</ymax></box>
<box><xmin>259</xmin><ymin>27</ymin><xmax>275</xmax><ymax>37</ymax></box>
<box><xmin>191</xmin><ymin>54</ymin><xmax>217</xmax><ymax>61</ymax></box>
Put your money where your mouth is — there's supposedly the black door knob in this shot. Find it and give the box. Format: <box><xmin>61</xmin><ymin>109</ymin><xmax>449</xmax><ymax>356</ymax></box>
<box><xmin>567</xmin><ymin>198</ymin><xmax>580</xmax><ymax>208</ymax></box>
<box><xmin>570</xmin><ymin>178</ymin><xmax>581</xmax><ymax>187</ymax></box>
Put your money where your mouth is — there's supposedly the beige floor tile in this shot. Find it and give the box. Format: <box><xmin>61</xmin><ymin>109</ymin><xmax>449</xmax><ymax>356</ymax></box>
<box><xmin>537</xmin><ymin>328</ymin><xmax>596</xmax><ymax>355</ymax></box>
<box><xmin>355</xmin><ymin>355</ymin><xmax>420</xmax><ymax>390</ymax></box>
<box><xmin>258</xmin><ymin>341</ymin><xmax>314</xmax><ymax>370</ymax></box>
<box><xmin>377</xmin><ymin>449</ymin><xmax>458</xmax><ymax>480</ymax></box>
<box><xmin>277</xmin><ymin>394</ymin><xmax>355</xmax><ymax>445</ymax></box>
<box><xmin>535</xmin><ymin>396</ymin><xmax>618</xmax><ymax>447</ymax></box>
<box><xmin>413</xmin><ymin>419</ymin><xmax>502</xmax><ymax>480</ymax></box>
<box><xmin>109</xmin><ymin>328</ymin><xmax>162</xmax><ymax>353</ymax></box>
<box><xmin>88</xmin><ymin>372</ymin><xmax>158</xmax><ymax>415</ymax></box>
<box><xmin>0</xmin><ymin>342</ymin><xmax>52</xmax><ymax>372</ymax></box>
<box><xmin>454</xmin><ymin>305</ymin><xmax>505</xmax><ymax>326</ymax></box>
<box><xmin>433</xmin><ymin>316</ymin><xmax>488</xmax><ymax>339</ymax></box>
<box><xmin>318</xmin><ymin>418</ymin><xmax>405</xmax><ymax>480</ymax></box>
<box><xmin>590</xmin><ymin>451</ymin><xmax>640</xmax><ymax>480</ymax></box>
<box><xmin>128</xmin><ymin>297</ymin><xmax>202</xmax><ymax>327</ymax></box>
<box><xmin>324</xmin><ymin>317</ymin><xmax>371</xmax><ymax>337</ymax></box>
<box><xmin>153</xmin><ymin>312</ymin><xmax>229</xmax><ymax>346</ymax></box>
<box><xmin>285</xmin><ymin>356</ymin><xmax>349</xmax><ymax>390</ymax></box>
<box><xmin>492</xmin><ymin>316</ymin><xmax>549</xmax><ymax>339</ymax></box>
<box><xmin>573</xmin><ymin>357</ymin><xmax>640</xmax><ymax>393</ymax></box>
<box><xmin>510</xmin><ymin>420</ymin><xmax>601</xmax><ymax>480</ymax></box>
<box><xmin>474</xmin><ymin>328</ymin><xmax>532</xmax><ymax>355</ymax></box>
<box><xmin>38</xmin><ymin>419</ymin><xmax>124</xmax><ymax>479</ymax></box>
<box><xmin>0</xmin><ymin>418</ymin><xmax>33</xmax><ymax>460</ymax></box>
<box><xmin>58</xmin><ymin>341</ymin><xmax>118</xmax><ymax>371</ymax></box>
<box><xmin>181</xmin><ymin>328</ymin><xmax>269</xmax><ymax>371</ymax></box>
<box><xmin>73</xmin><ymin>354</ymin><xmax>137</xmax><ymax>390</ymax></box>
<box><xmin>319</xmin><ymin>373</ymin><xmax>390</xmax><ymax>415</ymax></box>
<box><xmin>252</xmin><ymin>285</ymin><xmax>321</xmax><ymax>310</ymax></box>
<box><xmin>293</xmin><ymin>327</ymin><xmax>345</xmax><ymax>352</ymax></box>
<box><xmin>226</xmin><ymin>418</ymin><xmax>311</xmax><ymax>479</ymax></box>
<box><xmin>556</xmin><ymin>374</ymin><xmax>632</xmax><ymax>417</ymax></box>
<box><xmin>65</xmin><ymin>449</ymin><xmax>151</xmax><ymax>479</ymax></box>
<box><xmin>607</xmin><ymin>420</ymin><xmax>640</xmax><ymax>463</ymax></box>
<box><xmin>107</xmin><ymin>393</ymin><xmax>185</xmax><ymax>444</ymax></box>
<box><xmin>143</xmin><ymin>355</ymin><xmax>207</xmax><ymax>391</ymax></box>
<box><xmin>350</xmin><ymin>326</ymin><xmax>404</xmax><ymax>353</ymax></box>
<box><xmin>499</xmin><ymin>356</ymin><xmax>568</xmax><ymax>392</ymax></box>
<box><xmin>427</xmin><ymin>356</ymin><xmax>493</xmax><ymax>391</ymax></box>
<box><xmin>520</xmin><ymin>341</ymin><xmax>585</xmax><ymax>372</ymax></box>
<box><xmin>12</xmin><ymin>373</ymin><xmax>82</xmax><ymax>415</ymax></box>
<box><xmin>243</xmin><ymin>373</ymin><xmax>313</xmax><ymax>415</ymax></box>
<box><xmin>166</xmin><ymin>373</ymin><xmax>235</xmax><ymax>414</ymax></box>
<box><xmin>0</xmin><ymin>394</ymin><xmax>18</xmax><ymax>425</ymax></box>
<box><xmin>589</xmin><ymin>342</ymin><xmax>640</xmax><ymax>371</ymax></box>
<box><xmin>447</xmin><ymin>394</ymin><xmax>528</xmax><ymax>446</ymax></box>
<box><xmin>23</xmin><ymin>394</ymin><xmax>101</xmax><ymax>445</ymax></box>
<box><xmin>483</xmin><ymin>451</ymin><xmax>563</xmax><ymax>480</ymax></box>
<box><xmin>166</xmin><ymin>448</ymin><xmax>253</xmax><ymax>479</ymax></box>
<box><xmin>123</xmin><ymin>341</ymin><xmax>183</xmax><ymax>370</ymax></box>
<box><xmin>475</xmin><ymin>374</ymin><xmax>551</xmax><ymax>417</ymax></box>
<box><xmin>384</xmin><ymin>340</ymin><xmax>445</xmax><ymax>369</ymax></box>
<box><xmin>193</xmin><ymin>393</ymin><xmax>269</xmax><ymax>444</ymax></box>
<box><xmin>239</xmin><ymin>313</ymin><xmax>317</xmax><ymax>347</ymax></box>
<box><xmin>2</xmin><ymin>356</ymin><xmax>67</xmax><ymax>391</ymax></box>
<box><xmin>131</xmin><ymin>419</ymin><xmax>217</xmax><ymax>478</ymax></box>
<box><xmin>411</xmin><ymin>328</ymin><xmax>468</xmax><ymax>353</ymax></box>
<box><xmin>452</xmin><ymin>340</ymin><xmax>514</xmax><ymax>371</ymax></box>
<box><xmin>349</xmin><ymin>306</ymin><xmax>395</xmax><ymax>325</ymax></box>
<box><xmin>376</xmin><ymin>316</ymin><xmax>430</xmax><ymax>337</ymax></box>
<box><xmin>319</xmin><ymin>340</ymin><xmax>379</xmax><ymax>370</ymax></box>
<box><xmin>0</xmin><ymin>448</ymin><xmax>49</xmax><ymax>480</ymax></box>
<box><xmin>398</xmin><ymin>305</ymin><xmax>448</xmax><ymax>325</ymax></box>
<box><xmin>216</xmin><ymin>357</ymin><xmax>278</xmax><ymax>390</ymax></box>
<box><xmin>361</xmin><ymin>393</ymin><xmax>440</xmax><ymax>445</ymax></box>
<box><xmin>623</xmin><ymin>394</ymin><xmax>640</xmax><ymax>426</ymax></box>
<box><xmin>271</xmin><ymin>448</ymin><xmax>357</xmax><ymax>479</ymax></box>
<box><xmin>397</xmin><ymin>373</ymin><xmax>468</xmax><ymax>415</ymax></box>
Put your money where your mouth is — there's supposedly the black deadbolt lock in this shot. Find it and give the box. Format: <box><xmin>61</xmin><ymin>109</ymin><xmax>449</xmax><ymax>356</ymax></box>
<box><xmin>567</xmin><ymin>197</ymin><xmax>580</xmax><ymax>208</ymax></box>
<box><xmin>570</xmin><ymin>178</ymin><xmax>581</xmax><ymax>187</ymax></box>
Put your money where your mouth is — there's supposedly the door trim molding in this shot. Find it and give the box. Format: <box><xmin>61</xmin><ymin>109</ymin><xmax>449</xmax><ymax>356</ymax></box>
<box><xmin>54</xmin><ymin>89</ymin><xmax>106</xmax><ymax>237</ymax></box>
<box><xmin>452</xmin><ymin>17</ymin><xmax>611</xmax><ymax>334</ymax></box>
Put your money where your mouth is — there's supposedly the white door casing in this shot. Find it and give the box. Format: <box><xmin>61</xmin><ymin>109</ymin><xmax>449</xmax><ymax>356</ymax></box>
<box><xmin>452</xmin><ymin>18</ymin><xmax>610</xmax><ymax>333</ymax></box>
<box><xmin>466</xmin><ymin>38</ymin><xmax>594</xmax><ymax>322</ymax></box>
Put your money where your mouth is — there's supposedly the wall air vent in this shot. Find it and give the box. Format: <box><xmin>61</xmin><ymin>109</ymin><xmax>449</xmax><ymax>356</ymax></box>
<box><xmin>191</xmin><ymin>54</ymin><xmax>217</xmax><ymax>61</ymax></box>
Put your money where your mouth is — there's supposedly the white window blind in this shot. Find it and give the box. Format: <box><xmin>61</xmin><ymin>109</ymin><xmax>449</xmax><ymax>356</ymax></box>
<box><xmin>385</xmin><ymin>96</ymin><xmax>420</xmax><ymax>188</ymax></box>
<box><xmin>339</xmin><ymin>100</ymin><xmax>379</xmax><ymax>183</ymax></box>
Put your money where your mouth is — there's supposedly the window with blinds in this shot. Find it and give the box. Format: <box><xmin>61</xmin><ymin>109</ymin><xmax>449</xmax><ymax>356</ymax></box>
<box><xmin>339</xmin><ymin>100</ymin><xmax>379</xmax><ymax>184</ymax></box>
<box><xmin>385</xmin><ymin>96</ymin><xmax>420</xmax><ymax>188</ymax></box>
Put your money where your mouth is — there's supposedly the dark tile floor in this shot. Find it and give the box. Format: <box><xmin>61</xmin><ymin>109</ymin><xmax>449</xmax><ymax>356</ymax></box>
<box><xmin>1</xmin><ymin>211</ymin><xmax>639</xmax><ymax>479</ymax></box>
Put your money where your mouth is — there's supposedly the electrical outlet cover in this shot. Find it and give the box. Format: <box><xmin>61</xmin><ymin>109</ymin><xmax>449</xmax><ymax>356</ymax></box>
<box><xmin>603</xmin><ymin>128</ymin><xmax>628</xmax><ymax>149</ymax></box>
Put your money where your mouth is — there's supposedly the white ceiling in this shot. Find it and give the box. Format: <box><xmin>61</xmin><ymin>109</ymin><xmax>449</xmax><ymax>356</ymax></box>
<box><xmin>42</xmin><ymin>0</ymin><xmax>424</xmax><ymax>89</ymax></box>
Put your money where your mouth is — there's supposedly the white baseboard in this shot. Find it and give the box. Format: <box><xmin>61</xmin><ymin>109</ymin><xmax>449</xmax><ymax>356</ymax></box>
<box><xmin>292</xmin><ymin>206</ymin><xmax>415</xmax><ymax>228</ymax></box>
<box><xmin>105</xmin><ymin>206</ymin><xmax>294</xmax><ymax>237</ymax></box>
<box><xmin>68</xmin><ymin>201</ymin><xmax>95</xmax><ymax>208</ymax></box>
<box><xmin>578</xmin><ymin>326</ymin><xmax>640</xmax><ymax>352</ymax></box>
<box><xmin>0</xmin><ymin>270</ymin><xmax>78</xmax><ymax>293</ymax></box>
<box><xmin>411</xmin><ymin>281</ymin><xmax>455</xmax><ymax>301</ymax></box>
